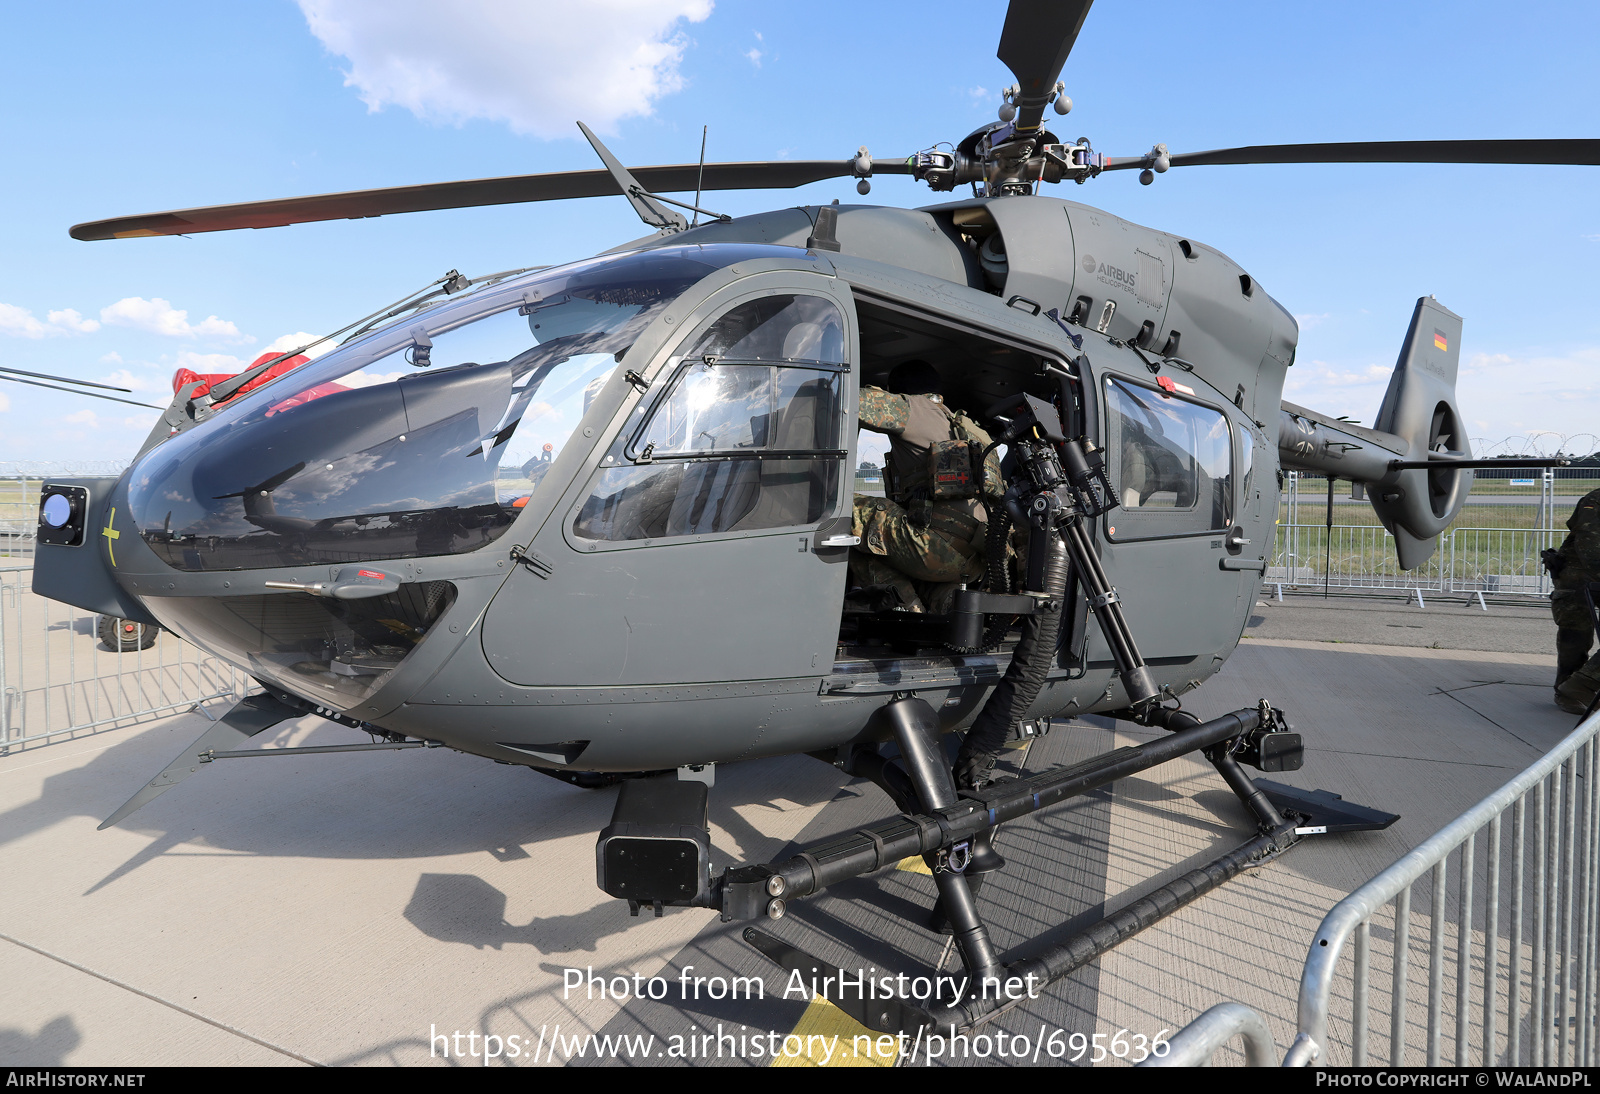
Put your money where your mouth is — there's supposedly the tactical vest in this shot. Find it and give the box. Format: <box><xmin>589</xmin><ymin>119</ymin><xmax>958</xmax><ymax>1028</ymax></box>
<box><xmin>883</xmin><ymin>395</ymin><xmax>1003</xmax><ymax>505</ymax></box>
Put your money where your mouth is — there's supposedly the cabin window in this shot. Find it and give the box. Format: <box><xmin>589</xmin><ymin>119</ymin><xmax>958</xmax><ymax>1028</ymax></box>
<box><xmin>573</xmin><ymin>295</ymin><xmax>847</xmax><ymax>542</ymax></box>
<box><xmin>1103</xmin><ymin>375</ymin><xmax>1232</xmax><ymax>538</ymax></box>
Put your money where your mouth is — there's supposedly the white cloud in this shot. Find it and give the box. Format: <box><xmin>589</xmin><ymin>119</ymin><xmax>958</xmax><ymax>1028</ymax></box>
<box><xmin>340</xmin><ymin>369</ymin><xmax>404</xmax><ymax>389</ymax></box>
<box><xmin>1294</xmin><ymin>312</ymin><xmax>1332</xmax><ymax>330</ymax></box>
<box><xmin>99</xmin><ymin>350</ymin><xmax>124</xmax><ymax>365</ymax></box>
<box><xmin>99</xmin><ymin>369</ymin><xmax>170</xmax><ymax>394</ymax></box>
<box><xmin>1283</xmin><ymin>361</ymin><xmax>1390</xmax><ymax>396</ymax></box>
<box><xmin>0</xmin><ymin>302</ymin><xmax>102</xmax><ymax>338</ymax></box>
<box><xmin>262</xmin><ymin>332</ymin><xmax>337</xmax><ymax>359</ymax></box>
<box><xmin>63</xmin><ymin>409</ymin><xmax>98</xmax><ymax>428</ymax></box>
<box><xmin>1584</xmin><ymin>233</ymin><xmax>1600</xmax><ymax>243</ymax></box>
<box><xmin>99</xmin><ymin>297</ymin><xmax>247</xmax><ymax>341</ymax></box>
<box><xmin>0</xmin><ymin>303</ymin><xmax>47</xmax><ymax>338</ymax></box>
<box><xmin>46</xmin><ymin>308</ymin><xmax>100</xmax><ymax>334</ymax></box>
<box><xmin>745</xmin><ymin>48</ymin><xmax>762</xmax><ymax>67</ymax></box>
<box><xmin>0</xmin><ymin>392</ymin><xmax>9</xmax><ymax>412</ymax></box>
<box><xmin>172</xmin><ymin>351</ymin><xmax>246</xmax><ymax>373</ymax></box>
<box><xmin>1285</xmin><ymin>344</ymin><xmax>1600</xmax><ymax>448</ymax></box>
<box><xmin>297</xmin><ymin>0</ymin><xmax>714</xmax><ymax>139</ymax></box>
<box><xmin>968</xmin><ymin>86</ymin><xmax>991</xmax><ymax>102</ymax></box>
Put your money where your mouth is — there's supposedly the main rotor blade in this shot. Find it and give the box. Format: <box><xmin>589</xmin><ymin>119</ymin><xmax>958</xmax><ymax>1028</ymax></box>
<box><xmin>0</xmin><ymin>364</ymin><xmax>132</xmax><ymax>392</ymax></box>
<box><xmin>70</xmin><ymin>159</ymin><xmax>911</xmax><ymax>241</ymax></box>
<box><xmin>1104</xmin><ymin>138</ymin><xmax>1600</xmax><ymax>172</ymax></box>
<box><xmin>997</xmin><ymin>0</ymin><xmax>1094</xmax><ymax>133</ymax></box>
<box><xmin>0</xmin><ymin>374</ymin><xmax>160</xmax><ymax>409</ymax></box>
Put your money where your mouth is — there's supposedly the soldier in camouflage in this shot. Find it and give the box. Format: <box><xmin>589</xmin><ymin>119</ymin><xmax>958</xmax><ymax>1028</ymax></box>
<box><xmin>849</xmin><ymin>360</ymin><xmax>1001</xmax><ymax>613</ymax></box>
<box><xmin>1552</xmin><ymin>488</ymin><xmax>1600</xmax><ymax>714</ymax></box>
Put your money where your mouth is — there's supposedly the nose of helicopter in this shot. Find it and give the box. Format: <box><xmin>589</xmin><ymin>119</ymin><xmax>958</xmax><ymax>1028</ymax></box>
<box><xmin>118</xmin><ymin>357</ymin><xmax>517</xmax><ymax>710</ymax></box>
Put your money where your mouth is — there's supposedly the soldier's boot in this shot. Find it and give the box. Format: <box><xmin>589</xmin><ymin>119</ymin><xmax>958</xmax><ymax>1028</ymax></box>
<box><xmin>918</xmin><ymin>581</ymin><xmax>965</xmax><ymax>616</ymax></box>
<box><xmin>848</xmin><ymin>555</ymin><xmax>925</xmax><ymax>613</ymax></box>
<box><xmin>1556</xmin><ymin>657</ymin><xmax>1600</xmax><ymax>716</ymax></box>
<box><xmin>1555</xmin><ymin>687</ymin><xmax>1590</xmax><ymax>716</ymax></box>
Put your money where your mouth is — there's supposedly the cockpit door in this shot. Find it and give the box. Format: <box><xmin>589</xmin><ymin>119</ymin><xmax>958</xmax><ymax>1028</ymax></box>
<box><xmin>481</xmin><ymin>273</ymin><xmax>855</xmax><ymax>688</ymax></box>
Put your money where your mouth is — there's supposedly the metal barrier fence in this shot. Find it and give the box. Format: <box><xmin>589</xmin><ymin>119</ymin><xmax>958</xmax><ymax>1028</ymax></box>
<box><xmin>1</xmin><ymin>476</ymin><xmax>39</xmax><ymax>563</ymax></box>
<box><xmin>1292</xmin><ymin>709</ymin><xmax>1600</xmax><ymax>1067</ymax></box>
<box><xmin>1148</xmin><ymin>710</ymin><xmax>1600</xmax><ymax>1067</ymax></box>
<box><xmin>0</xmin><ymin>567</ymin><xmax>244</xmax><ymax>753</ymax></box>
<box><xmin>1269</xmin><ymin>525</ymin><xmax>1559</xmax><ymax>599</ymax></box>
<box><xmin>1144</xmin><ymin>1003</ymin><xmax>1276</xmax><ymax>1067</ymax></box>
<box><xmin>1269</xmin><ymin>466</ymin><xmax>1599</xmax><ymax>600</ymax></box>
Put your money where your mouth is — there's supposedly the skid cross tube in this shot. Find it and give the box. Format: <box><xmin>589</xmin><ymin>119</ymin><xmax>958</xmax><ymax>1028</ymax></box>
<box><xmin>950</xmin><ymin>820</ymin><xmax>1302</xmax><ymax>1028</ymax></box>
<box><xmin>731</xmin><ymin>699</ymin><xmax>1315</xmax><ymax>1029</ymax></box>
<box><xmin>720</xmin><ymin>703</ymin><xmax>1267</xmax><ymax>915</ymax></box>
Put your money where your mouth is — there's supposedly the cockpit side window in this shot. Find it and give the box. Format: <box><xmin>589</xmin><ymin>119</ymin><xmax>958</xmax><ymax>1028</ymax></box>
<box><xmin>573</xmin><ymin>294</ymin><xmax>848</xmax><ymax>543</ymax></box>
<box><xmin>1104</xmin><ymin>375</ymin><xmax>1232</xmax><ymax>538</ymax></box>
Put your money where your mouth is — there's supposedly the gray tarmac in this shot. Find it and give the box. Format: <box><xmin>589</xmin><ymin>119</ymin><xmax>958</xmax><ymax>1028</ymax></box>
<box><xmin>1246</xmin><ymin>591</ymin><xmax>1555</xmax><ymax>658</ymax></box>
<box><xmin>0</xmin><ymin>595</ymin><xmax>1578</xmax><ymax>1067</ymax></box>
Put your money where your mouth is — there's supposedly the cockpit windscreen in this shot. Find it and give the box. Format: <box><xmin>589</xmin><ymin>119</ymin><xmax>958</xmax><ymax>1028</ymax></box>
<box><xmin>127</xmin><ymin>244</ymin><xmax>789</xmax><ymax>571</ymax></box>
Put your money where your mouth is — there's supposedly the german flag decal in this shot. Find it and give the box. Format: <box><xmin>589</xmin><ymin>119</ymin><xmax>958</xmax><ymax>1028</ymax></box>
<box><xmin>1433</xmin><ymin>329</ymin><xmax>1449</xmax><ymax>352</ymax></box>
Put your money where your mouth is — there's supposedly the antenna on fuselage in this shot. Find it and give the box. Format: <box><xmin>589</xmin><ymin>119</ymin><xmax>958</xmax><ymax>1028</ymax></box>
<box><xmin>692</xmin><ymin>126</ymin><xmax>708</xmax><ymax>229</ymax></box>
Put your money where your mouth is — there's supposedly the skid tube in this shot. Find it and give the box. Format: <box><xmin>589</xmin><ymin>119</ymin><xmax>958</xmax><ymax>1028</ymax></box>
<box><xmin>718</xmin><ymin>702</ymin><xmax>1280</xmax><ymax>918</ymax></box>
<box><xmin>715</xmin><ymin>698</ymin><xmax>1315</xmax><ymax>1033</ymax></box>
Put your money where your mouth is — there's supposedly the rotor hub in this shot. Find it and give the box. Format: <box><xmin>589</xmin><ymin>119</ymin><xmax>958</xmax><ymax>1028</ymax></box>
<box><xmin>910</xmin><ymin>121</ymin><xmax>1108</xmax><ymax>196</ymax></box>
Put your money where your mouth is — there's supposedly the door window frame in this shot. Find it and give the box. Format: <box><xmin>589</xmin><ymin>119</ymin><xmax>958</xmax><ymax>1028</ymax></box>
<box><xmin>559</xmin><ymin>277</ymin><xmax>857</xmax><ymax>554</ymax></box>
<box><xmin>1101</xmin><ymin>370</ymin><xmax>1236</xmax><ymax>543</ymax></box>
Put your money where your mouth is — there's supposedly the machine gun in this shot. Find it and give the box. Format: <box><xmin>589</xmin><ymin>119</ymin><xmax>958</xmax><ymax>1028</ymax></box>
<box><xmin>981</xmin><ymin>389</ymin><xmax>1157</xmax><ymax>709</ymax></box>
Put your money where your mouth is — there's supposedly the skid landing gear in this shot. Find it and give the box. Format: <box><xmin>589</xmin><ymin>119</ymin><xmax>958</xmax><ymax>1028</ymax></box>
<box><xmin>729</xmin><ymin>696</ymin><xmax>1396</xmax><ymax>1034</ymax></box>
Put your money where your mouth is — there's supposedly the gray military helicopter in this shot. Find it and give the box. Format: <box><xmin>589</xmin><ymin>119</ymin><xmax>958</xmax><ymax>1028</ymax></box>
<box><xmin>32</xmin><ymin>0</ymin><xmax>1589</xmax><ymax>1031</ymax></box>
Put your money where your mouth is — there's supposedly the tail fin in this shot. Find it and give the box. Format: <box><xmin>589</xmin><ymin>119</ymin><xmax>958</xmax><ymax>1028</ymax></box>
<box><xmin>1276</xmin><ymin>296</ymin><xmax>1471</xmax><ymax>569</ymax></box>
<box><xmin>1368</xmin><ymin>297</ymin><xmax>1471</xmax><ymax>568</ymax></box>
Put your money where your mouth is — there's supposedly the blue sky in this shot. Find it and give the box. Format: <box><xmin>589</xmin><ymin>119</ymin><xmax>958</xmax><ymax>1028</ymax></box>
<box><xmin>2</xmin><ymin>0</ymin><xmax>1596</xmax><ymax>463</ymax></box>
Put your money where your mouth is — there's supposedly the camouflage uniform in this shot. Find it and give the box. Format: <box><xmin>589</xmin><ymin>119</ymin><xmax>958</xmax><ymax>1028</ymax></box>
<box><xmin>850</xmin><ymin>387</ymin><xmax>997</xmax><ymax>613</ymax></box>
<box><xmin>1553</xmin><ymin>488</ymin><xmax>1600</xmax><ymax>709</ymax></box>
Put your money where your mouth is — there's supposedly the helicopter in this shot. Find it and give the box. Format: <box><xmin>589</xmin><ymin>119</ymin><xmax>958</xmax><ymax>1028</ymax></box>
<box><xmin>26</xmin><ymin>0</ymin><xmax>1592</xmax><ymax>1031</ymax></box>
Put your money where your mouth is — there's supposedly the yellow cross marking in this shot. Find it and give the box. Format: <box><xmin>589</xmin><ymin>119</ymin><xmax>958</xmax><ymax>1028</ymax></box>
<box><xmin>102</xmin><ymin>506</ymin><xmax>120</xmax><ymax>566</ymax></box>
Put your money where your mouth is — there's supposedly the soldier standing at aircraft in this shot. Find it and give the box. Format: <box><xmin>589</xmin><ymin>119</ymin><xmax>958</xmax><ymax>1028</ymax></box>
<box><xmin>1551</xmin><ymin>486</ymin><xmax>1600</xmax><ymax>714</ymax></box>
<box><xmin>849</xmin><ymin>360</ymin><xmax>1001</xmax><ymax>613</ymax></box>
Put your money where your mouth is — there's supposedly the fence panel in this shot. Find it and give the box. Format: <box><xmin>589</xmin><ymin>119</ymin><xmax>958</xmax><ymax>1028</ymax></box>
<box><xmin>1270</xmin><ymin>468</ymin><xmax>1576</xmax><ymax>600</ymax></box>
<box><xmin>1294</xmin><ymin>713</ymin><xmax>1600</xmax><ymax>1066</ymax></box>
<box><xmin>1269</xmin><ymin>524</ymin><xmax>1447</xmax><ymax>595</ymax></box>
<box><xmin>1269</xmin><ymin>524</ymin><xmax>1557</xmax><ymax>600</ymax></box>
<box><xmin>0</xmin><ymin>567</ymin><xmax>243</xmax><ymax>753</ymax></box>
